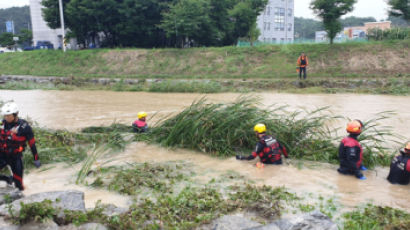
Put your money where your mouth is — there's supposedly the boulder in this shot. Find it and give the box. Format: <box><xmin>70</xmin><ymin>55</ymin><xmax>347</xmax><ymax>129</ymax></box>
<box><xmin>247</xmin><ymin>211</ymin><xmax>338</xmax><ymax>230</ymax></box>
<box><xmin>0</xmin><ymin>190</ymin><xmax>85</xmax><ymax>216</ymax></box>
<box><xmin>19</xmin><ymin>219</ymin><xmax>59</xmax><ymax>230</ymax></box>
<box><xmin>100</xmin><ymin>204</ymin><xmax>128</xmax><ymax>217</ymax></box>
<box><xmin>0</xmin><ymin>186</ymin><xmax>24</xmax><ymax>205</ymax></box>
<box><xmin>59</xmin><ymin>223</ymin><xmax>108</xmax><ymax>230</ymax></box>
<box><xmin>203</xmin><ymin>215</ymin><xmax>262</xmax><ymax>230</ymax></box>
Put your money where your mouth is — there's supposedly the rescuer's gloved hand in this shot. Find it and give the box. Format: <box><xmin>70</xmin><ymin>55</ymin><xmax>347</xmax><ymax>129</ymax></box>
<box><xmin>358</xmin><ymin>176</ymin><xmax>367</xmax><ymax>180</ymax></box>
<box><xmin>34</xmin><ymin>160</ymin><xmax>41</xmax><ymax>168</ymax></box>
<box><xmin>360</xmin><ymin>165</ymin><xmax>367</xmax><ymax>171</ymax></box>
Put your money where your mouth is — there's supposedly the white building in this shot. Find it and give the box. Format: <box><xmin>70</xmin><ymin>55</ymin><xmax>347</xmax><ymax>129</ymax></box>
<box><xmin>257</xmin><ymin>0</ymin><xmax>294</xmax><ymax>43</ymax></box>
<box><xmin>29</xmin><ymin>0</ymin><xmax>63</xmax><ymax>49</ymax></box>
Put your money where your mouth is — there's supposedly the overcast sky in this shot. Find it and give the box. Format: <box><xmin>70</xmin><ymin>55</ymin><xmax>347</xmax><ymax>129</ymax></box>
<box><xmin>1</xmin><ymin>0</ymin><xmax>390</xmax><ymax>21</ymax></box>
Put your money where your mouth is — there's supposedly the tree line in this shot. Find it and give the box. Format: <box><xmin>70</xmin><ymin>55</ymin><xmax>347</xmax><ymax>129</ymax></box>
<box><xmin>310</xmin><ymin>0</ymin><xmax>409</xmax><ymax>44</ymax></box>
<box><xmin>41</xmin><ymin>0</ymin><xmax>267</xmax><ymax>48</ymax></box>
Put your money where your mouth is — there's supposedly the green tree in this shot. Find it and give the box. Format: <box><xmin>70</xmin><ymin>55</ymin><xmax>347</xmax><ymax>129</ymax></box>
<box><xmin>0</xmin><ymin>32</ymin><xmax>15</xmax><ymax>47</ymax></box>
<box><xmin>310</xmin><ymin>0</ymin><xmax>357</xmax><ymax>44</ymax></box>
<box><xmin>388</xmin><ymin>0</ymin><xmax>410</xmax><ymax>21</ymax></box>
<box><xmin>239</xmin><ymin>22</ymin><xmax>260</xmax><ymax>46</ymax></box>
<box><xmin>388</xmin><ymin>15</ymin><xmax>410</xmax><ymax>27</ymax></box>
<box><xmin>18</xmin><ymin>29</ymin><xmax>33</xmax><ymax>46</ymax></box>
<box><xmin>0</xmin><ymin>6</ymin><xmax>31</xmax><ymax>34</ymax></box>
<box><xmin>294</xmin><ymin>17</ymin><xmax>323</xmax><ymax>39</ymax></box>
<box><xmin>229</xmin><ymin>0</ymin><xmax>268</xmax><ymax>44</ymax></box>
<box><xmin>341</xmin><ymin>16</ymin><xmax>376</xmax><ymax>27</ymax></box>
<box><xmin>41</xmin><ymin>0</ymin><xmax>267</xmax><ymax>47</ymax></box>
<box><xmin>160</xmin><ymin>0</ymin><xmax>216</xmax><ymax>47</ymax></box>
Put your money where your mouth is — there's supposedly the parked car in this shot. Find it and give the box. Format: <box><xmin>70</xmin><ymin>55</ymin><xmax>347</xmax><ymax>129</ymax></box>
<box><xmin>24</xmin><ymin>41</ymin><xmax>54</xmax><ymax>51</ymax></box>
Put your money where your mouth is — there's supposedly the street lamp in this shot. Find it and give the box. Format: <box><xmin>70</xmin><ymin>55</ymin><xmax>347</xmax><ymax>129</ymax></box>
<box><xmin>58</xmin><ymin>0</ymin><xmax>66</xmax><ymax>52</ymax></box>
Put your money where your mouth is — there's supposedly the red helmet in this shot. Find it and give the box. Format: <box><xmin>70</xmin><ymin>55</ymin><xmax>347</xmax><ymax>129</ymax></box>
<box><xmin>346</xmin><ymin>121</ymin><xmax>362</xmax><ymax>134</ymax></box>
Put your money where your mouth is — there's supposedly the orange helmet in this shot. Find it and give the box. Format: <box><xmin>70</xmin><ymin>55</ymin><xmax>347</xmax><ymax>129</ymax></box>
<box><xmin>346</xmin><ymin>120</ymin><xmax>362</xmax><ymax>134</ymax></box>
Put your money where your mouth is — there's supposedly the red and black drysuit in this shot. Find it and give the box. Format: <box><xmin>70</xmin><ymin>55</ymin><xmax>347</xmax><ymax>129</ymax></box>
<box><xmin>132</xmin><ymin>120</ymin><xmax>148</xmax><ymax>133</ymax></box>
<box><xmin>0</xmin><ymin>119</ymin><xmax>39</xmax><ymax>190</ymax></box>
<box><xmin>337</xmin><ymin>134</ymin><xmax>364</xmax><ymax>179</ymax></box>
<box><xmin>387</xmin><ymin>149</ymin><xmax>410</xmax><ymax>185</ymax></box>
<box><xmin>238</xmin><ymin>135</ymin><xmax>288</xmax><ymax>164</ymax></box>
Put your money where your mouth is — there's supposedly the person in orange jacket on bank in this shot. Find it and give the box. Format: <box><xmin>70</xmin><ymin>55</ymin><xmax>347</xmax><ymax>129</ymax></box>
<box><xmin>297</xmin><ymin>52</ymin><xmax>309</xmax><ymax>80</ymax></box>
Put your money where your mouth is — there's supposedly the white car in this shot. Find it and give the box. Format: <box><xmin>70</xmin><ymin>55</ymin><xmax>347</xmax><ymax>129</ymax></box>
<box><xmin>0</xmin><ymin>47</ymin><xmax>22</xmax><ymax>53</ymax></box>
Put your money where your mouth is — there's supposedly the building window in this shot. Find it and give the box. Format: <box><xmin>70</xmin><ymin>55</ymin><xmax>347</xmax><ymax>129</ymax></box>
<box><xmin>267</xmin><ymin>7</ymin><xmax>271</xmax><ymax>16</ymax></box>
<box><xmin>288</xmin><ymin>23</ymin><xmax>292</xmax><ymax>31</ymax></box>
<box><xmin>272</xmin><ymin>38</ymin><xmax>276</xmax><ymax>43</ymax></box>
<box><xmin>274</xmin><ymin>16</ymin><xmax>285</xmax><ymax>31</ymax></box>
<box><xmin>275</xmin><ymin>7</ymin><xmax>285</xmax><ymax>16</ymax></box>
<box><xmin>288</xmin><ymin>9</ymin><xmax>292</xmax><ymax>17</ymax></box>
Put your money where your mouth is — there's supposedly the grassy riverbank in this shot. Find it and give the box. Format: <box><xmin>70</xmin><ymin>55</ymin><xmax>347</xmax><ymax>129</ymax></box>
<box><xmin>1</xmin><ymin>77</ymin><xmax>409</xmax><ymax>95</ymax></box>
<box><xmin>0</xmin><ymin>40</ymin><xmax>409</xmax><ymax>79</ymax></box>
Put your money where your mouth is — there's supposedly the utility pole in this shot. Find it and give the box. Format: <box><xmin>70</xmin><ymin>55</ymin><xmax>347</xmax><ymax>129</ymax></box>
<box><xmin>58</xmin><ymin>0</ymin><xmax>66</xmax><ymax>52</ymax></box>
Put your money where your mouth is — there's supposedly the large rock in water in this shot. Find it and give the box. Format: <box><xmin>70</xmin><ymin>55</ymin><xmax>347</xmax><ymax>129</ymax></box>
<box><xmin>248</xmin><ymin>211</ymin><xmax>338</xmax><ymax>230</ymax></box>
<box><xmin>0</xmin><ymin>186</ymin><xmax>24</xmax><ymax>205</ymax></box>
<box><xmin>0</xmin><ymin>190</ymin><xmax>85</xmax><ymax>216</ymax></box>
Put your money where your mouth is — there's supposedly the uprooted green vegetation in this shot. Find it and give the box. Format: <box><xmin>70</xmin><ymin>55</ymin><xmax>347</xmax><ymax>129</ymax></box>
<box><xmin>90</xmin><ymin>162</ymin><xmax>194</xmax><ymax>195</ymax></box>
<box><xmin>150</xmin><ymin>97</ymin><xmax>399</xmax><ymax>168</ymax></box>
<box><xmin>343</xmin><ymin>204</ymin><xmax>410</xmax><ymax>230</ymax></box>
<box><xmin>23</xmin><ymin>127</ymin><xmax>128</xmax><ymax>170</ymax></box>
<box><xmin>0</xmin><ymin>40</ymin><xmax>409</xmax><ymax>79</ymax></box>
<box><xmin>9</xmin><ymin>184</ymin><xmax>300</xmax><ymax>230</ymax></box>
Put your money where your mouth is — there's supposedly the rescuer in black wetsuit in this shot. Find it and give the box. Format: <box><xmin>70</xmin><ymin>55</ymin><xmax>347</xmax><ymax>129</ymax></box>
<box><xmin>337</xmin><ymin>120</ymin><xmax>366</xmax><ymax>180</ymax></box>
<box><xmin>387</xmin><ymin>143</ymin><xmax>410</xmax><ymax>185</ymax></box>
<box><xmin>236</xmin><ymin>124</ymin><xmax>288</xmax><ymax>165</ymax></box>
<box><xmin>0</xmin><ymin>102</ymin><xmax>41</xmax><ymax>190</ymax></box>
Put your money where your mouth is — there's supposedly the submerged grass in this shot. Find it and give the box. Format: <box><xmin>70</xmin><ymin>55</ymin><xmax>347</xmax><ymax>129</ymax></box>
<box><xmin>90</xmin><ymin>162</ymin><xmax>193</xmax><ymax>195</ymax></box>
<box><xmin>343</xmin><ymin>204</ymin><xmax>410</xmax><ymax>230</ymax></box>
<box><xmin>8</xmin><ymin>184</ymin><xmax>300</xmax><ymax>230</ymax></box>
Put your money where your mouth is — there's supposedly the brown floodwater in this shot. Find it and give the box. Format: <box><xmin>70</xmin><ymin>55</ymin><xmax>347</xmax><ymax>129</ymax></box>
<box><xmin>1</xmin><ymin>90</ymin><xmax>409</xmax><ymax>211</ymax></box>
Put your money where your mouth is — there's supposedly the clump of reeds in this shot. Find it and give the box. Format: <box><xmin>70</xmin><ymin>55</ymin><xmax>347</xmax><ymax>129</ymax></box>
<box><xmin>150</xmin><ymin>97</ymin><xmax>401</xmax><ymax>168</ymax></box>
<box><xmin>150</xmin><ymin>97</ymin><xmax>338</xmax><ymax>160</ymax></box>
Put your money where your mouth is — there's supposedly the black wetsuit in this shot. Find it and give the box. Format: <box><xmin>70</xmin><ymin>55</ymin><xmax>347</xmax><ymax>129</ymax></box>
<box><xmin>337</xmin><ymin>134</ymin><xmax>363</xmax><ymax>179</ymax></box>
<box><xmin>239</xmin><ymin>135</ymin><xmax>288</xmax><ymax>164</ymax></box>
<box><xmin>0</xmin><ymin>119</ymin><xmax>39</xmax><ymax>190</ymax></box>
<box><xmin>387</xmin><ymin>150</ymin><xmax>410</xmax><ymax>185</ymax></box>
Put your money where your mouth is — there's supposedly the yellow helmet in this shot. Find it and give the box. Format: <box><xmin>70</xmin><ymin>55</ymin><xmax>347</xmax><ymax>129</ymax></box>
<box><xmin>405</xmin><ymin>142</ymin><xmax>410</xmax><ymax>151</ymax></box>
<box><xmin>254</xmin><ymin>124</ymin><xmax>266</xmax><ymax>134</ymax></box>
<box><xmin>137</xmin><ymin>112</ymin><xmax>147</xmax><ymax>119</ymax></box>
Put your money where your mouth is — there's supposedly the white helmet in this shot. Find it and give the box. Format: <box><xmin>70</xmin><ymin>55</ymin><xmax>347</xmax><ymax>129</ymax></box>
<box><xmin>1</xmin><ymin>102</ymin><xmax>19</xmax><ymax>115</ymax></box>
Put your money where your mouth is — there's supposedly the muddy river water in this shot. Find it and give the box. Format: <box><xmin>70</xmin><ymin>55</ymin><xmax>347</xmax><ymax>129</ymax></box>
<box><xmin>0</xmin><ymin>90</ymin><xmax>409</xmax><ymax>212</ymax></box>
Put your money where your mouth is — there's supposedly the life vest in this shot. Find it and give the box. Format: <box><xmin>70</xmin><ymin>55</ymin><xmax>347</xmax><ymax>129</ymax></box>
<box><xmin>133</xmin><ymin>120</ymin><xmax>147</xmax><ymax>128</ymax></box>
<box><xmin>0</xmin><ymin>123</ymin><xmax>26</xmax><ymax>155</ymax></box>
<box><xmin>259</xmin><ymin>135</ymin><xmax>283</xmax><ymax>163</ymax></box>
<box><xmin>300</xmin><ymin>57</ymin><xmax>307</xmax><ymax>66</ymax></box>
<box><xmin>387</xmin><ymin>151</ymin><xmax>410</xmax><ymax>185</ymax></box>
<box><xmin>341</xmin><ymin>136</ymin><xmax>363</xmax><ymax>168</ymax></box>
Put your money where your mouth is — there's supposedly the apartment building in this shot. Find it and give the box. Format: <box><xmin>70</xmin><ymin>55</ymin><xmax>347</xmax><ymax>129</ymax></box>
<box><xmin>256</xmin><ymin>0</ymin><xmax>295</xmax><ymax>43</ymax></box>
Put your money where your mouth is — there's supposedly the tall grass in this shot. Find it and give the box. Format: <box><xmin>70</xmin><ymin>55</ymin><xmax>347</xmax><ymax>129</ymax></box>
<box><xmin>150</xmin><ymin>97</ymin><xmax>339</xmax><ymax>159</ymax></box>
<box><xmin>150</xmin><ymin>97</ymin><xmax>400</xmax><ymax>168</ymax></box>
<box><xmin>357</xmin><ymin>111</ymin><xmax>403</xmax><ymax>167</ymax></box>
